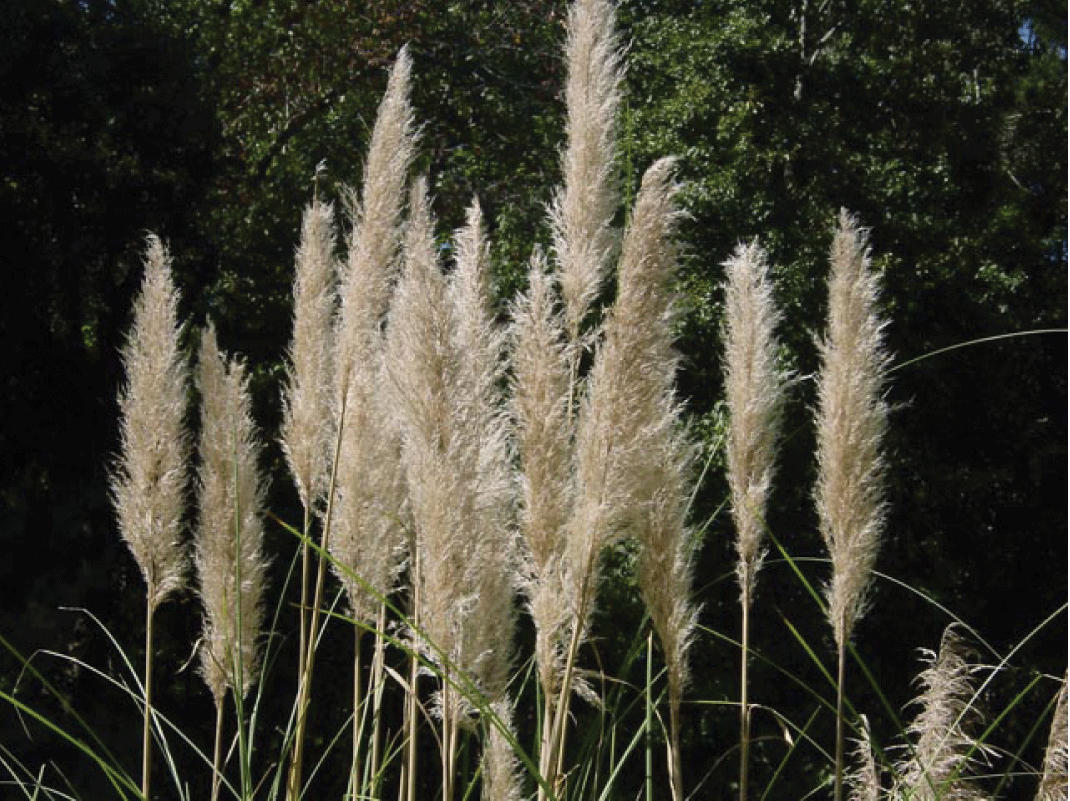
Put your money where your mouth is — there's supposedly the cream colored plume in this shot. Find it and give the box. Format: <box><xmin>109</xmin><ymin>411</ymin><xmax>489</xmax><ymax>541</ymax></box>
<box><xmin>280</xmin><ymin>198</ymin><xmax>336</xmax><ymax>511</ymax></box>
<box><xmin>111</xmin><ymin>235</ymin><xmax>189</xmax><ymax>611</ymax></box>
<box><xmin>815</xmin><ymin>211</ymin><xmax>890</xmax><ymax>649</ymax></box>
<box><xmin>329</xmin><ymin>45</ymin><xmax>417</xmax><ymax>624</ymax></box>
<box><xmin>551</xmin><ymin>0</ymin><xmax>625</xmax><ymax>345</ymax></box>
<box><xmin>723</xmin><ymin>240</ymin><xmax>786</xmax><ymax>599</ymax></box>
<box><xmin>195</xmin><ymin>324</ymin><xmax>268</xmax><ymax>702</ymax></box>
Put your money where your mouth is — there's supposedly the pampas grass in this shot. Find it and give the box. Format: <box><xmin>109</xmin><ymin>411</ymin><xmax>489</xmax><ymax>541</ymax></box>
<box><xmin>195</xmin><ymin>324</ymin><xmax>268</xmax><ymax>801</ymax></box>
<box><xmin>9</xmin><ymin>5</ymin><xmax>1060</xmax><ymax>801</ymax></box>
<box><xmin>816</xmin><ymin>211</ymin><xmax>891</xmax><ymax>801</ymax></box>
<box><xmin>551</xmin><ymin>0</ymin><xmax>624</xmax><ymax>349</ymax></box>
<box><xmin>110</xmin><ymin>235</ymin><xmax>190</xmax><ymax>801</ymax></box>
<box><xmin>280</xmin><ymin>196</ymin><xmax>336</xmax><ymax>706</ymax></box>
<box><xmin>892</xmin><ymin>627</ymin><xmax>992</xmax><ymax>801</ymax></box>
<box><xmin>722</xmin><ymin>239</ymin><xmax>788</xmax><ymax>801</ymax></box>
<box><xmin>286</xmin><ymin>45</ymin><xmax>417</xmax><ymax>801</ymax></box>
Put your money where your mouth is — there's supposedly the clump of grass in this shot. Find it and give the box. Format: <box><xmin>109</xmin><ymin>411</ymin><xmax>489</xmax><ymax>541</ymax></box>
<box><xmin>4</xmin><ymin>4</ymin><xmax>1063</xmax><ymax>801</ymax></box>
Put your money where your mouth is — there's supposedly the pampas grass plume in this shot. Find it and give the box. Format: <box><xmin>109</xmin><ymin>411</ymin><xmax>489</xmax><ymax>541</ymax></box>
<box><xmin>894</xmin><ymin>626</ymin><xmax>991</xmax><ymax>801</ymax></box>
<box><xmin>195</xmin><ymin>324</ymin><xmax>268</xmax><ymax>702</ymax></box>
<box><xmin>112</xmin><ymin>234</ymin><xmax>189</xmax><ymax>611</ymax></box>
<box><xmin>816</xmin><ymin>211</ymin><xmax>890</xmax><ymax>650</ymax></box>
<box><xmin>280</xmin><ymin>198</ymin><xmax>336</xmax><ymax>512</ymax></box>
<box><xmin>723</xmin><ymin>240</ymin><xmax>786</xmax><ymax>598</ymax></box>
<box><xmin>552</xmin><ymin>0</ymin><xmax>624</xmax><ymax>343</ymax></box>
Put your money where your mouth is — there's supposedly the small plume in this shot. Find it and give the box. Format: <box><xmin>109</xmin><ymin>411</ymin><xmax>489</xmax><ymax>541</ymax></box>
<box><xmin>893</xmin><ymin>626</ymin><xmax>992</xmax><ymax>801</ymax></box>
<box><xmin>1036</xmin><ymin>676</ymin><xmax>1068</xmax><ymax>801</ymax></box>
<box><xmin>195</xmin><ymin>324</ymin><xmax>269</xmax><ymax>703</ymax></box>
<box><xmin>846</xmin><ymin>715</ymin><xmax>882</xmax><ymax>801</ymax></box>
<box><xmin>111</xmin><ymin>235</ymin><xmax>189</xmax><ymax>612</ymax></box>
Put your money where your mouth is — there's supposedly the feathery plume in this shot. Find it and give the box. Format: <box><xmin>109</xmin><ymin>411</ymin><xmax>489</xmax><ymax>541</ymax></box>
<box><xmin>112</xmin><ymin>235</ymin><xmax>189</xmax><ymax>611</ymax></box>
<box><xmin>446</xmin><ymin>199</ymin><xmax>516</xmax><ymax>708</ymax></box>
<box><xmin>592</xmin><ymin>157</ymin><xmax>695</xmax><ymax>800</ymax></box>
<box><xmin>846</xmin><ymin>716</ymin><xmax>881</xmax><ymax>801</ymax></box>
<box><xmin>551</xmin><ymin>0</ymin><xmax>625</xmax><ymax>345</ymax></box>
<box><xmin>574</xmin><ymin>157</ymin><xmax>689</xmax><ymax>646</ymax></box>
<box><xmin>337</xmin><ymin>44</ymin><xmax>418</xmax><ymax>387</ymax></box>
<box><xmin>386</xmin><ymin>177</ymin><xmax>466</xmax><ymax>659</ymax></box>
<box><xmin>195</xmin><ymin>324</ymin><xmax>268</xmax><ymax>703</ymax></box>
<box><xmin>329</xmin><ymin>45</ymin><xmax>416</xmax><ymax>625</ymax></box>
<box><xmin>815</xmin><ymin>211</ymin><xmax>890</xmax><ymax>650</ymax></box>
<box><xmin>722</xmin><ymin>239</ymin><xmax>787</xmax><ymax>801</ymax></box>
<box><xmin>893</xmin><ymin>627</ymin><xmax>992</xmax><ymax>801</ymax></box>
<box><xmin>386</xmin><ymin>178</ymin><xmax>478</xmax><ymax>801</ymax></box>
<box><xmin>723</xmin><ymin>240</ymin><xmax>787</xmax><ymax>598</ymax></box>
<box><xmin>1036</xmin><ymin>676</ymin><xmax>1068</xmax><ymax>801</ymax></box>
<box><xmin>280</xmin><ymin>199</ymin><xmax>336</xmax><ymax>512</ymax></box>
<box><xmin>816</xmin><ymin>211</ymin><xmax>890</xmax><ymax>801</ymax></box>
<box><xmin>111</xmin><ymin>234</ymin><xmax>190</xmax><ymax>801</ymax></box>
<box><xmin>510</xmin><ymin>249</ymin><xmax>574</xmax><ymax>696</ymax></box>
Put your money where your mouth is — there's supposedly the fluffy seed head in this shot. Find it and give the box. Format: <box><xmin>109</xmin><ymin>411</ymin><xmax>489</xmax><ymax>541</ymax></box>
<box><xmin>111</xmin><ymin>235</ymin><xmax>189</xmax><ymax>611</ymax></box>
<box><xmin>551</xmin><ymin>0</ymin><xmax>624</xmax><ymax>343</ymax></box>
<box><xmin>893</xmin><ymin>627</ymin><xmax>992</xmax><ymax>801</ymax></box>
<box><xmin>815</xmin><ymin>211</ymin><xmax>890</xmax><ymax>648</ymax></box>
<box><xmin>280</xmin><ymin>199</ymin><xmax>336</xmax><ymax>511</ymax></box>
<box><xmin>195</xmin><ymin>325</ymin><xmax>269</xmax><ymax>703</ymax></box>
<box><xmin>722</xmin><ymin>240</ymin><xmax>787</xmax><ymax>602</ymax></box>
<box><xmin>509</xmin><ymin>249</ymin><xmax>573</xmax><ymax>693</ymax></box>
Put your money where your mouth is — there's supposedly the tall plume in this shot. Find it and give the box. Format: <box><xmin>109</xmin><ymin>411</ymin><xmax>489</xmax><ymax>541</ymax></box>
<box><xmin>815</xmin><ymin>211</ymin><xmax>890</xmax><ymax>801</ymax></box>
<box><xmin>723</xmin><ymin>240</ymin><xmax>787</xmax><ymax>599</ymax></box>
<box><xmin>573</xmin><ymin>158</ymin><xmax>690</xmax><ymax>647</ymax></box>
<box><xmin>386</xmin><ymin>177</ymin><xmax>467</xmax><ymax>661</ymax></box>
<box><xmin>815</xmin><ymin>211</ymin><xmax>890</xmax><ymax>650</ymax></box>
<box><xmin>195</xmin><ymin>324</ymin><xmax>269</xmax><ymax>703</ymax></box>
<box><xmin>330</xmin><ymin>45</ymin><xmax>417</xmax><ymax>624</ymax></box>
<box><xmin>510</xmin><ymin>249</ymin><xmax>574</xmax><ymax>696</ymax></box>
<box><xmin>446</xmin><ymin>199</ymin><xmax>516</xmax><ymax>708</ymax></box>
<box><xmin>112</xmin><ymin>235</ymin><xmax>189</xmax><ymax>612</ymax></box>
<box><xmin>551</xmin><ymin>0</ymin><xmax>625</xmax><ymax>346</ymax></box>
<box><xmin>280</xmin><ymin>199</ymin><xmax>336</xmax><ymax>513</ymax></box>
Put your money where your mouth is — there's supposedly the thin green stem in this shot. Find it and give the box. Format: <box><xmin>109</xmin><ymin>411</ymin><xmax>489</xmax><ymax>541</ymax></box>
<box><xmin>833</xmin><ymin>637</ymin><xmax>847</xmax><ymax>801</ymax></box>
<box><xmin>141</xmin><ymin>595</ymin><xmax>154</xmax><ymax>801</ymax></box>
<box><xmin>645</xmin><ymin>631</ymin><xmax>653</xmax><ymax>801</ymax></box>
<box><xmin>288</xmin><ymin>391</ymin><xmax>347</xmax><ymax>801</ymax></box>
<box><xmin>740</xmin><ymin>586</ymin><xmax>752</xmax><ymax>801</ymax></box>
<box><xmin>210</xmin><ymin>697</ymin><xmax>225</xmax><ymax>801</ymax></box>
<box><xmin>350</xmin><ymin>628</ymin><xmax>364</xmax><ymax>801</ymax></box>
